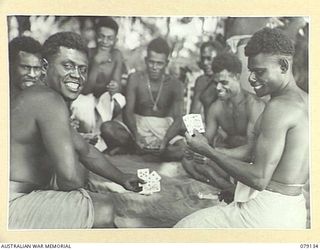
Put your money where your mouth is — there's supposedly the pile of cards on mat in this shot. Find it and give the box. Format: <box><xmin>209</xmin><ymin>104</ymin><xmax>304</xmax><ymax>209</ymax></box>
<box><xmin>183</xmin><ymin>114</ymin><xmax>205</xmax><ymax>135</ymax></box>
<box><xmin>137</xmin><ymin>168</ymin><xmax>161</xmax><ymax>195</ymax></box>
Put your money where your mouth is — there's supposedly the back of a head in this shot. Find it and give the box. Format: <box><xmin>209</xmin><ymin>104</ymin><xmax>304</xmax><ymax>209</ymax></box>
<box><xmin>212</xmin><ymin>52</ymin><xmax>242</xmax><ymax>75</ymax></box>
<box><xmin>244</xmin><ymin>27</ymin><xmax>295</xmax><ymax>58</ymax></box>
<box><xmin>147</xmin><ymin>37</ymin><xmax>171</xmax><ymax>57</ymax></box>
<box><xmin>9</xmin><ymin>36</ymin><xmax>42</xmax><ymax>63</ymax></box>
<box><xmin>95</xmin><ymin>16</ymin><xmax>119</xmax><ymax>35</ymax></box>
<box><xmin>200</xmin><ymin>40</ymin><xmax>224</xmax><ymax>54</ymax></box>
<box><xmin>42</xmin><ymin>32</ymin><xmax>88</xmax><ymax>62</ymax></box>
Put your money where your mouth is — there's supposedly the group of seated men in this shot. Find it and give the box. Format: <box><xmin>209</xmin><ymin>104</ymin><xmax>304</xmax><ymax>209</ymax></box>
<box><xmin>9</xmin><ymin>16</ymin><xmax>309</xmax><ymax>229</ymax></box>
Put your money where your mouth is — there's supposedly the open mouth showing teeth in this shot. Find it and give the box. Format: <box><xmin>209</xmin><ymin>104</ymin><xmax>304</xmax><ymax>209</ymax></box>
<box><xmin>254</xmin><ymin>85</ymin><xmax>263</xmax><ymax>91</ymax></box>
<box><xmin>66</xmin><ymin>82</ymin><xmax>80</xmax><ymax>91</ymax></box>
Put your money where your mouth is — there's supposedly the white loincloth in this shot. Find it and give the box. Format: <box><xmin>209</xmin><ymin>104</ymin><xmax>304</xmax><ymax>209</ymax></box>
<box><xmin>9</xmin><ymin>188</ymin><xmax>94</xmax><ymax>229</ymax></box>
<box><xmin>174</xmin><ymin>183</ymin><xmax>307</xmax><ymax>229</ymax></box>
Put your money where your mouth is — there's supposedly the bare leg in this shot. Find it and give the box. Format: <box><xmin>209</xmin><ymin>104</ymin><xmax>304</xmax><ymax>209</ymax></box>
<box><xmin>100</xmin><ymin>121</ymin><xmax>135</xmax><ymax>154</ymax></box>
<box><xmin>87</xmin><ymin>191</ymin><xmax>115</xmax><ymax>228</ymax></box>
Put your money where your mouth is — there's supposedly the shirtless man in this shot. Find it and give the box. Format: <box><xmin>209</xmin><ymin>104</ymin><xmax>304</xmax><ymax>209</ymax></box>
<box><xmin>189</xmin><ymin>41</ymin><xmax>224</xmax><ymax>120</ymax></box>
<box><xmin>101</xmin><ymin>37</ymin><xmax>185</xmax><ymax>160</ymax></box>
<box><xmin>10</xmin><ymin>32</ymin><xmax>142</xmax><ymax>229</ymax></box>
<box><xmin>9</xmin><ymin>36</ymin><xmax>43</xmax><ymax>97</ymax></box>
<box><xmin>182</xmin><ymin>52</ymin><xmax>265</xmax><ymax>192</ymax></box>
<box><xmin>175</xmin><ymin>27</ymin><xmax>309</xmax><ymax>228</ymax></box>
<box><xmin>71</xmin><ymin>17</ymin><xmax>125</xmax><ymax>141</ymax></box>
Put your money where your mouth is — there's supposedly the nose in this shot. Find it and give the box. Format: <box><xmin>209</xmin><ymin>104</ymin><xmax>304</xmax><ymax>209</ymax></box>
<box><xmin>70</xmin><ymin>67</ymin><xmax>81</xmax><ymax>78</ymax></box>
<box><xmin>216</xmin><ymin>82</ymin><xmax>223</xmax><ymax>90</ymax></box>
<box><xmin>28</xmin><ymin>68</ymin><xmax>37</xmax><ymax>78</ymax></box>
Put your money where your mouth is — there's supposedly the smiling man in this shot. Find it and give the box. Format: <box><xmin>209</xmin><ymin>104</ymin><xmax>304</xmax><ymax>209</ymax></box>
<box><xmin>100</xmin><ymin>37</ymin><xmax>185</xmax><ymax>160</ymax></box>
<box><xmin>9</xmin><ymin>36</ymin><xmax>43</xmax><ymax>97</ymax></box>
<box><xmin>9</xmin><ymin>32</ymin><xmax>142</xmax><ymax>229</ymax></box>
<box><xmin>70</xmin><ymin>17</ymin><xmax>125</xmax><ymax>144</ymax></box>
<box><xmin>175</xmin><ymin>28</ymin><xmax>309</xmax><ymax>228</ymax></box>
<box><xmin>182</xmin><ymin>52</ymin><xmax>265</xmax><ymax>192</ymax></box>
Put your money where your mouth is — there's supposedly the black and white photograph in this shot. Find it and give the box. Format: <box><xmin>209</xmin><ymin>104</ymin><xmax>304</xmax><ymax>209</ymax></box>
<box><xmin>7</xmin><ymin>15</ymin><xmax>310</xmax><ymax>230</ymax></box>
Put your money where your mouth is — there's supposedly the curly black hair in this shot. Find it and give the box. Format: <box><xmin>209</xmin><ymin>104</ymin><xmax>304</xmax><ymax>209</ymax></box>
<box><xmin>9</xmin><ymin>36</ymin><xmax>42</xmax><ymax>63</ymax></box>
<box><xmin>212</xmin><ymin>52</ymin><xmax>242</xmax><ymax>75</ymax></box>
<box><xmin>95</xmin><ymin>16</ymin><xmax>119</xmax><ymax>35</ymax></box>
<box><xmin>42</xmin><ymin>32</ymin><xmax>88</xmax><ymax>61</ymax></box>
<box><xmin>245</xmin><ymin>27</ymin><xmax>295</xmax><ymax>57</ymax></box>
<box><xmin>200</xmin><ymin>40</ymin><xmax>224</xmax><ymax>54</ymax></box>
<box><xmin>147</xmin><ymin>37</ymin><xmax>171</xmax><ymax>57</ymax></box>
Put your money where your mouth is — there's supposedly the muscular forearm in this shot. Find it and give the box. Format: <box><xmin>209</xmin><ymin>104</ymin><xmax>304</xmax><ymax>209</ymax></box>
<box><xmin>80</xmin><ymin>145</ymin><xmax>125</xmax><ymax>185</ymax></box>
<box><xmin>203</xmin><ymin>146</ymin><xmax>264</xmax><ymax>190</ymax></box>
<box><xmin>215</xmin><ymin>144</ymin><xmax>252</xmax><ymax>162</ymax></box>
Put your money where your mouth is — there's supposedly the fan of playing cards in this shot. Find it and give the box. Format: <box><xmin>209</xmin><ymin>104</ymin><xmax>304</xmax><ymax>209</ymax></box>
<box><xmin>183</xmin><ymin>114</ymin><xmax>205</xmax><ymax>135</ymax></box>
<box><xmin>137</xmin><ymin>168</ymin><xmax>161</xmax><ymax>195</ymax></box>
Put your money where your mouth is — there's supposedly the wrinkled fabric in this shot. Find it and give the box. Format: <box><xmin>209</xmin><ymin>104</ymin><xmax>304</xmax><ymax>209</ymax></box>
<box><xmin>9</xmin><ymin>188</ymin><xmax>94</xmax><ymax>229</ymax></box>
<box><xmin>174</xmin><ymin>189</ymin><xmax>306</xmax><ymax>229</ymax></box>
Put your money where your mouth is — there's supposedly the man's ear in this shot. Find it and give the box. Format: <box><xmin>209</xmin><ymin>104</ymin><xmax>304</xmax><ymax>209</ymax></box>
<box><xmin>42</xmin><ymin>58</ymin><xmax>48</xmax><ymax>71</ymax></box>
<box><xmin>279</xmin><ymin>58</ymin><xmax>289</xmax><ymax>73</ymax></box>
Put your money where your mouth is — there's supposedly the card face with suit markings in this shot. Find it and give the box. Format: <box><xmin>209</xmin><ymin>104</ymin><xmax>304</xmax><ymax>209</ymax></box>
<box><xmin>137</xmin><ymin>168</ymin><xmax>161</xmax><ymax>195</ymax></box>
<box><xmin>183</xmin><ymin>114</ymin><xmax>205</xmax><ymax>135</ymax></box>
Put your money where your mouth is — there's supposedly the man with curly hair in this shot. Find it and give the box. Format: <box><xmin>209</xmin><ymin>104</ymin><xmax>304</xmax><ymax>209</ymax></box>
<box><xmin>175</xmin><ymin>28</ymin><xmax>308</xmax><ymax>228</ymax></box>
<box><xmin>9</xmin><ymin>32</ymin><xmax>143</xmax><ymax>229</ymax></box>
<box><xmin>70</xmin><ymin>17</ymin><xmax>126</xmax><ymax>149</ymax></box>
<box><xmin>182</xmin><ymin>52</ymin><xmax>265</xmax><ymax>197</ymax></box>
<box><xmin>9</xmin><ymin>36</ymin><xmax>43</xmax><ymax>96</ymax></box>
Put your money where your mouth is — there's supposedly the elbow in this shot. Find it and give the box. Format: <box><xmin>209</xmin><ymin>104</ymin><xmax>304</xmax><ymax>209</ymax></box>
<box><xmin>251</xmin><ymin>177</ymin><xmax>269</xmax><ymax>191</ymax></box>
<box><xmin>57</xmin><ymin>175</ymin><xmax>85</xmax><ymax>191</ymax></box>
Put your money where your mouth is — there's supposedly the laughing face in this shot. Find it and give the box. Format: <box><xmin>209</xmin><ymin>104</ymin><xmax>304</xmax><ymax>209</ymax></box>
<box><xmin>214</xmin><ymin>69</ymin><xmax>241</xmax><ymax>101</ymax></box>
<box><xmin>46</xmin><ymin>46</ymin><xmax>88</xmax><ymax>101</ymax></box>
<box><xmin>96</xmin><ymin>27</ymin><xmax>117</xmax><ymax>51</ymax></box>
<box><xmin>248</xmin><ymin>53</ymin><xmax>284</xmax><ymax>97</ymax></box>
<box><xmin>12</xmin><ymin>51</ymin><xmax>42</xmax><ymax>90</ymax></box>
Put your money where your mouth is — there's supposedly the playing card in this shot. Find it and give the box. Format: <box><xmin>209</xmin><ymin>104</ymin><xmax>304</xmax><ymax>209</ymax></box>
<box><xmin>150</xmin><ymin>180</ymin><xmax>161</xmax><ymax>192</ymax></box>
<box><xmin>137</xmin><ymin>169</ymin><xmax>161</xmax><ymax>195</ymax></box>
<box><xmin>149</xmin><ymin>171</ymin><xmax>161</xmax><ymax>181</ymax></box>
<box><xmin>183</xmin><ymin>114</ymin><xmax>205</xmax><ymax>135</ymax></box>
<box><xmin>197</xmin><ymin>192</ymin><xmax>219</xmax><ymax>200</ymax></box>
<box><xmin>137</xmin><ymin>168</ymin><xmax>149</xmax><ymax>180</ymax></box>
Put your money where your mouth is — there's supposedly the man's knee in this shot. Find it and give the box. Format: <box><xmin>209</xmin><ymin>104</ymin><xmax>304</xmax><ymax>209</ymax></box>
<box><xmin>100</xmin><ymin>121</ymin><xmax>115</xmax><ymax>137</ymax></box>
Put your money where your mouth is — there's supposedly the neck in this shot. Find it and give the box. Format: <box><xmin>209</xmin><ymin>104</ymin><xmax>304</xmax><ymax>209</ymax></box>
<box><xmin>148</xmin><ymin>74</ymin><xmax>164</xmax><ymax>84</ymax></box>
<box><xmin>228</xmin><ymin>90</ymin><xmax>246</xmax><ymax>107</ymax></box>
<box><xmin>270</xmin><ymin>75</ymin><xmax>296</xmax><ymax>99</ymax></box>
<box><xmin>98</xmin><ymin>47</ymin><xmax>112</xmax><ymax>54</ymax></box>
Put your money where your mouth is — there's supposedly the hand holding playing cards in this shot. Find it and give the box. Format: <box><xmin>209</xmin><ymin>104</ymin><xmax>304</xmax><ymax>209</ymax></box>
<box><xmin>137</xmin><ymin>169</ymin><xmax>161</xmax><ymax>195</ymax></box>
<box><xmin>186</xmin><ymin>130</ymin><xmax>210</xmax><ymax>156</ymax></box>
<box><xmin>121</xmin><ymin>173</ymin><xmax>145</xmax><ymax>192</ymax></box>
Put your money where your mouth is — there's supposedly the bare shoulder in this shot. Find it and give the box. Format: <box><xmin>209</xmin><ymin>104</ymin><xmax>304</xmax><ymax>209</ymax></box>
<box><xmin>167</xmin><ymin>75</ymin><xmax>183</xmax><ymax>91</ymax></box>
<box><xmin>15</xmin><ymin>85</ymin><xmax>63</xmax><ymax>105</ymax></box>
<box><xmin>13</xmin><ymin>85</ymin><xmax>67</xmax><ymax>116</ymax></box>
<box><xmin>127</xmin><ymin>71</ymin><xmax>142</xmax><ymax>88</ymax></box>
<box><xmin>208</xmin><ymin>99</ymin><xmax>223</xmax><ymax>116</ymax></box>
<box><xmin>262</xmin><ymin>93</ymin><xmax>307</xmax><ymax>128</ymax></box>
<box><xmin>111</xmin><ymin>48</ymin><xmax>123</xmax><ymax>61</ymax></box>
<box><xmin>194</xmin><ymin>75</ymin><xmax>210</xmax><ymax>91</ymax></box>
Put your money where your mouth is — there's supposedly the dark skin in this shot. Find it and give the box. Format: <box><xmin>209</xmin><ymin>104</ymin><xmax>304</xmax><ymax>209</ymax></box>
<box><xmin>10</xmin><ymin>46</ymin><xmax>143</xmax><ymax>228</ymax></box>
<box><xmin>185</xmin><ymin>53</ymin><xmax>308</xmax><ymax>195</ymax></box>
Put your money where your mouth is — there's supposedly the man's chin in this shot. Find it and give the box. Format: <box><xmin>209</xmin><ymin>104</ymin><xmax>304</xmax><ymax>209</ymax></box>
<box><xmin>21</xmin><ymin>81</ymin><xmax>36</xmax><ymax>89</ymax></box>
